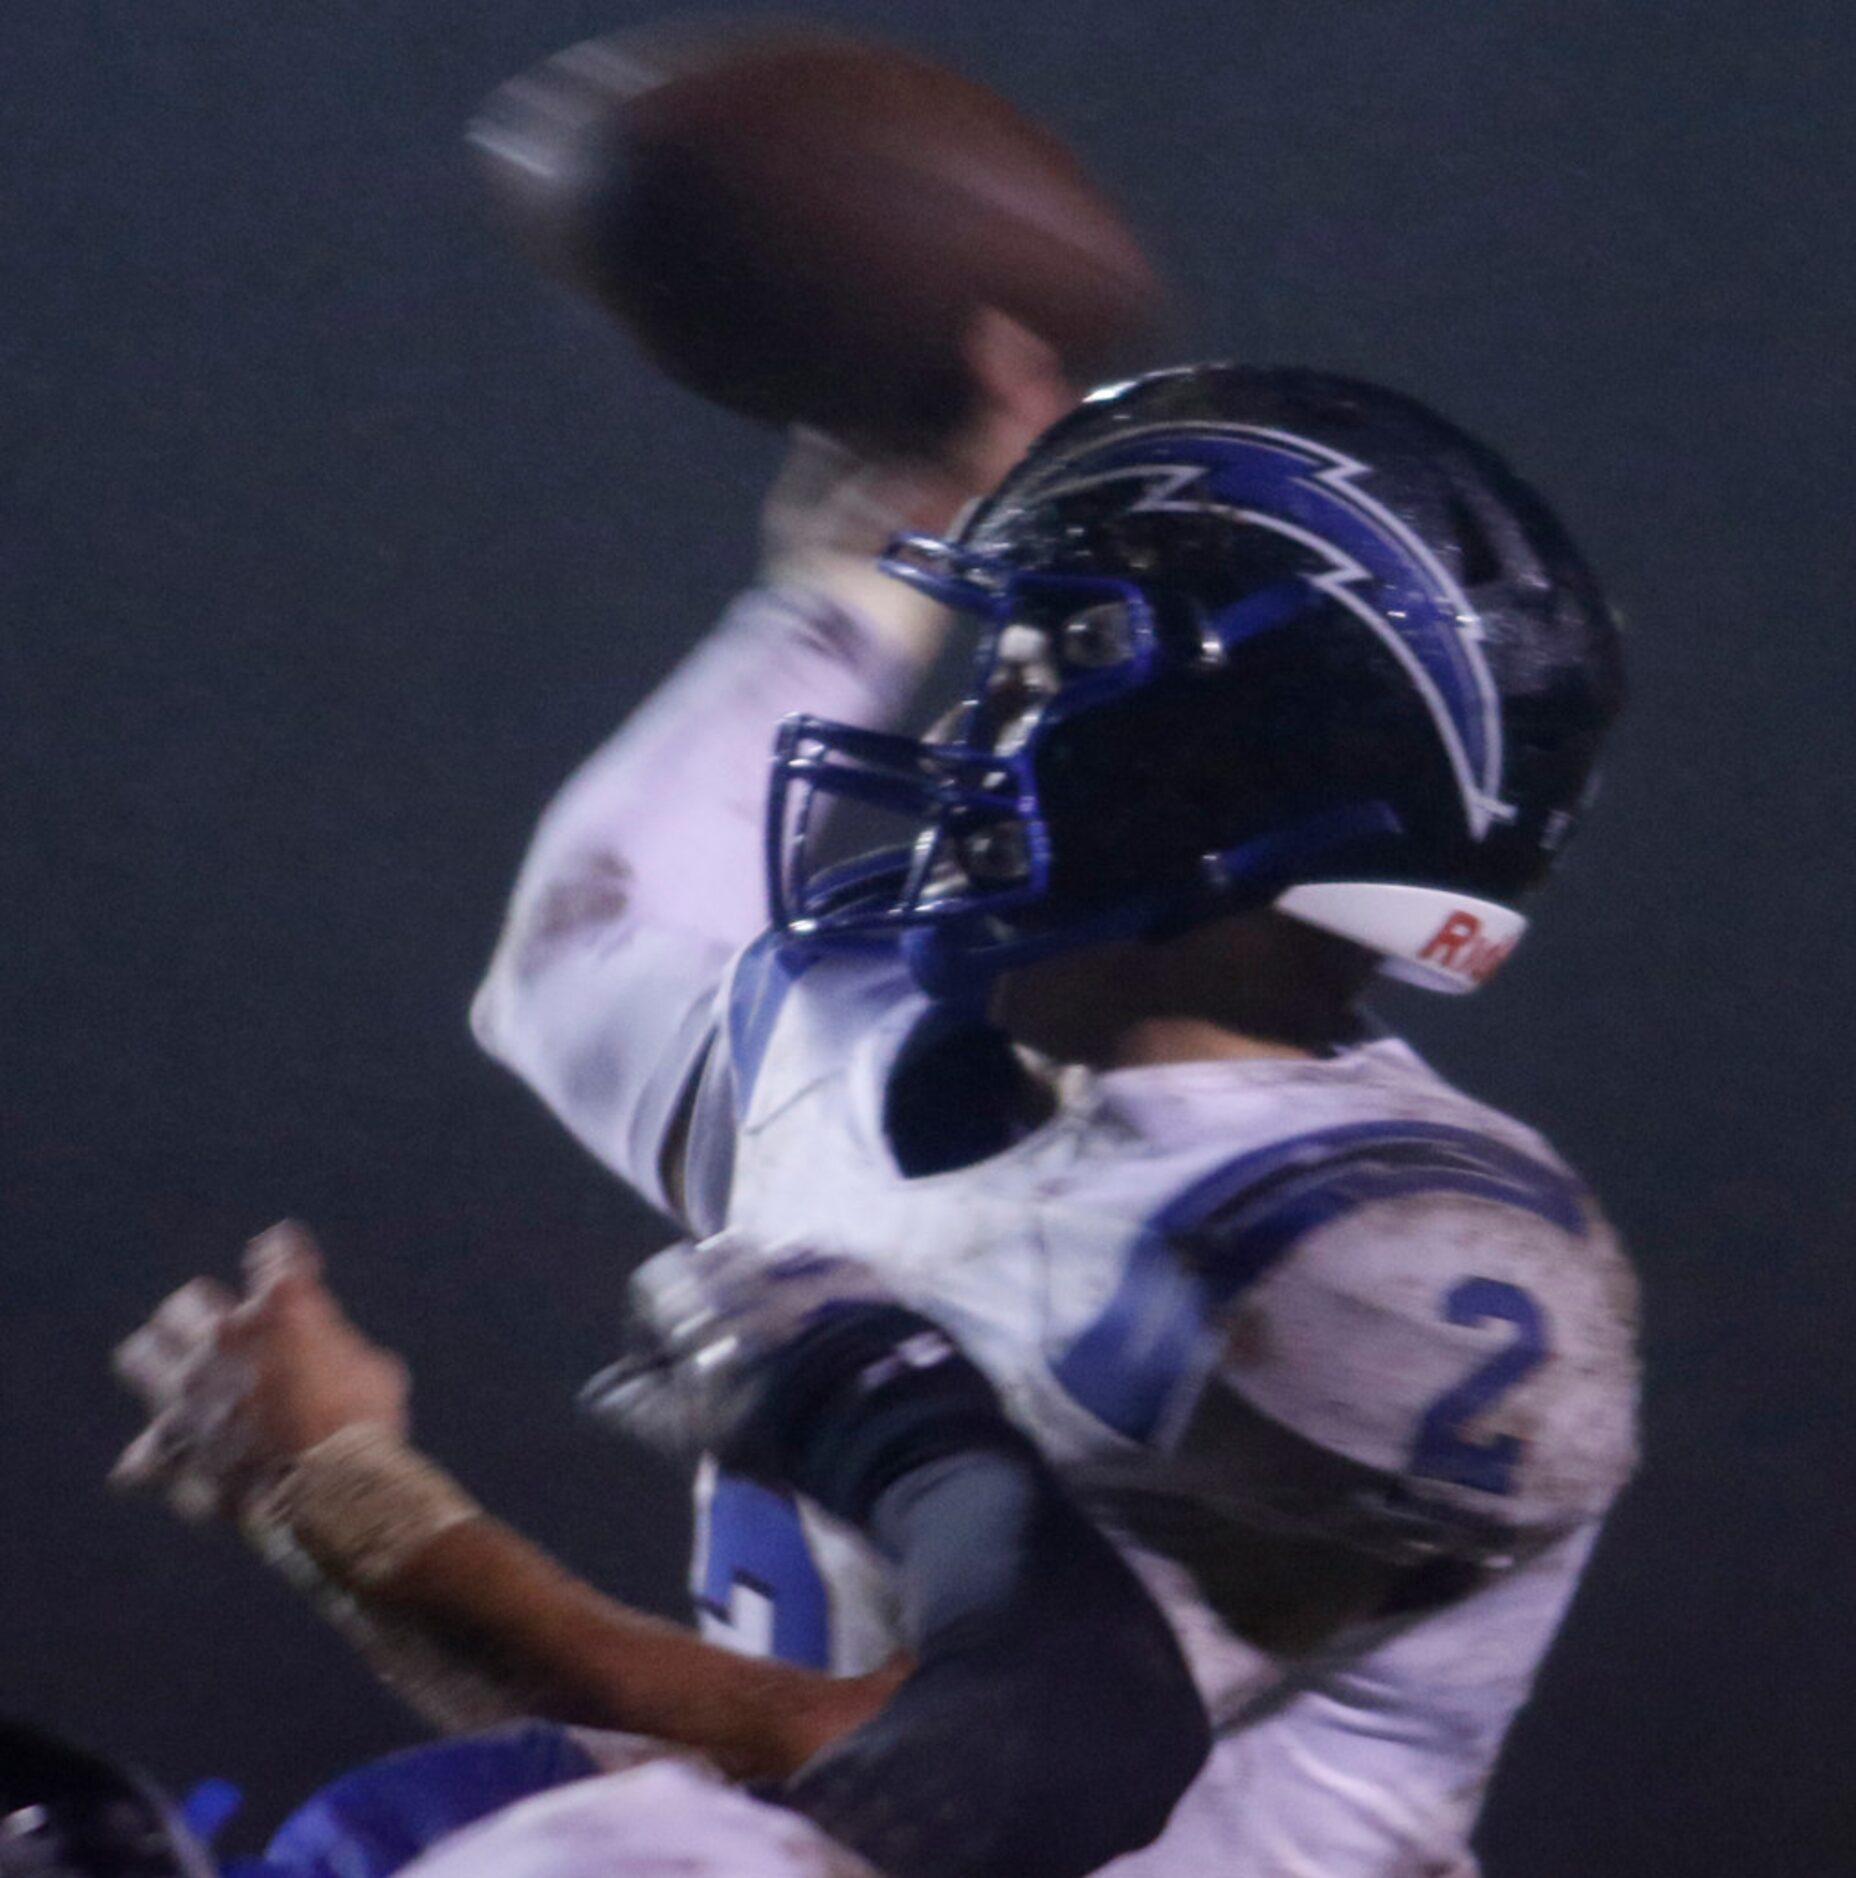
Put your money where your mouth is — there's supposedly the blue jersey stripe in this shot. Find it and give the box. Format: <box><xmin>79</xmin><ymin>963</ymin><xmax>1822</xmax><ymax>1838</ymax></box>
<box><xmin>726</xmin><ymin>929</ymin><xmax>816</xmax><ymax>1121</ymax></box>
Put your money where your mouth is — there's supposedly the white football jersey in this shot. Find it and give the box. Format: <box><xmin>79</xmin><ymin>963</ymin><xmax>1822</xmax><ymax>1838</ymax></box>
<box><xmin>668</xmin><ymin>937</ymin><xmax>1637</xmax><ymax>1876</ymax></box>
<box><xmin>475</xmin><ymin>573</ymin><xmax>1640</xmax><ymax>1878</ymax></box>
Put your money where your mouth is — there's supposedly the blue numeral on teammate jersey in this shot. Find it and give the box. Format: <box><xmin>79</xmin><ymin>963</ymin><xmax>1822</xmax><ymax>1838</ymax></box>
<box><xmin>1411</xmin><ymin>1277</ymin><xmax>1548</xmax><ymax>1496</ymax></box>
<box><xmin>693</xmin><ymin>1467</ymin><xmax>831</xmax><ymax>1668</ymax></box>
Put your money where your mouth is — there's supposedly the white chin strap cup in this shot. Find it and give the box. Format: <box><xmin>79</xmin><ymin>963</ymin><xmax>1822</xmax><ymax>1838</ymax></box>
<box><xmin>1273</xmin><ymin>881</ymin><xmax>1528</xmax><ymax>995</ymax></box>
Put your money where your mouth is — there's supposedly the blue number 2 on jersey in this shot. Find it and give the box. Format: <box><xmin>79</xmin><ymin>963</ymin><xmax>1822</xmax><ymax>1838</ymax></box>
<box><xmin>1411</xmin><ymin>1277</ymin><xmax>1549</xmax><ymax>1496</ymax></box>
<box><xmin>692</xmin><ymin>1465</ymin><xmax>831</xmax><ymax>1668</ymax></box>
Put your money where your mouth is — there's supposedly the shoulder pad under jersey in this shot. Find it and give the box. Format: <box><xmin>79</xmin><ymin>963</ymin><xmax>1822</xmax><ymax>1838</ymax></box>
<box><xmin>1062</xmin><ymin>1121</ymin><xmax>1639</xmax><ymax>1555</ymax></box>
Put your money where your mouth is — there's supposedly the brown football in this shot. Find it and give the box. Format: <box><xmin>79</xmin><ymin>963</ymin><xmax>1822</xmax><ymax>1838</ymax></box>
<box><xmin>469</xmin><ymin>18</ymin><xmax>1164</xmax><ymax>452</ymax></box>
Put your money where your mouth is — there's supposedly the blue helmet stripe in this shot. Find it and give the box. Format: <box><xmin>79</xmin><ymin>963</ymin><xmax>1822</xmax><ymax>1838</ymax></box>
<box><xmin>1019</xmin><ymin>426</ymin><xmax>1510</xmax><ymax>836</ymax></box>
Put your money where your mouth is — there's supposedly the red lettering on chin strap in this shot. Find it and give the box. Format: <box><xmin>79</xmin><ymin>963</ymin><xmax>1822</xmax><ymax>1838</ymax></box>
<box><xmin>1418</xmin><ymin>908</ymin><xmax>1514</xmax><ymax>985</ymax></box>
<box><xmin>1412</xmin><ymin>908</ymin><xmax>1517</xmax><ymax>984</ymax></box>
<box><xmin>1420</xmin><ymin>910</ymin><xmax>1482</xmax><ymax>968</ymax></box>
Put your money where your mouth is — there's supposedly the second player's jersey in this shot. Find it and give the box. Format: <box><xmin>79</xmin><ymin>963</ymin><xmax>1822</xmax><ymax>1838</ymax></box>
<box><xmin>671</xmin><ymin>933</ymin><xmax>1637</xmax><ymax>1872</ymax></box>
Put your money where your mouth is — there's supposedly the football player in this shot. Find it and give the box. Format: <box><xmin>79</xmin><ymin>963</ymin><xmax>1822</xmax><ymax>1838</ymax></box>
<box><xmin>114</xmin><ymin>361</ymin><xmax>1637</xmax><ymax>1878</ymax></box>
<box><xmin>469</xmin><ymin>361</ymin><xmax>1640</xmax><ymax>1874</ymax></box>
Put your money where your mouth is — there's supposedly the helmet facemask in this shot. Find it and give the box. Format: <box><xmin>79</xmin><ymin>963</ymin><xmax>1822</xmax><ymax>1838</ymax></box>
<box><xmin>767</xmin><ymin>551</ymin><xmax>1170</xmax><ymax>974</ymax></box>
<box><xmin>768</xmin><ymin>541</ymin><xmax>1421</xmax><ymax>996</ymax></box>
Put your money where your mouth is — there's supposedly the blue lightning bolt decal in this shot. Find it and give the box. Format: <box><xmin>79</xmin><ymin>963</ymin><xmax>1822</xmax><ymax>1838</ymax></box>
<box><xmin>1004</xmin><ymin>425</ymin><xmax>1512</xmax><ymax>836</ymax></box>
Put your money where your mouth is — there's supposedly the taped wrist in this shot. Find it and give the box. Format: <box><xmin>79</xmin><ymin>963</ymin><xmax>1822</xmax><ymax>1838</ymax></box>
<box><xmin>239</xmin><ymin>1429</ymin><xmax>522</xmax><ymax>1734</ymax></box>
<box><xmin>241</xmin><ymin>1423</ymin><xmax>482</xmax><ymax>1589</ymax></box>
<box><xmin>731</xmin><ymin>1304</ymin><xmax>1033</xmax><ymax>1530</ymax></box>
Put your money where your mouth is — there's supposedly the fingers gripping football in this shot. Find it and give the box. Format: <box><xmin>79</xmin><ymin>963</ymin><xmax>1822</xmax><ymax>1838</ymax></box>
<box><xmin>112</xmin><ymin>1221</ymin><xmax>410</xmax><ymax>1521</ymax></box>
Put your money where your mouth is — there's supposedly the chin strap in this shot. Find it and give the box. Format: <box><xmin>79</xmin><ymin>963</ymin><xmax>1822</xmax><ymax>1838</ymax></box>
<box><xmin>1273</xmin><ymin>881</ymin><xmax>1527</xmax><ymax>994</ymax></box>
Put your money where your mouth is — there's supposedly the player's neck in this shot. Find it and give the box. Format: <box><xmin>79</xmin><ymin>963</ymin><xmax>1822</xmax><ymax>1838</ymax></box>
<box><xmin>1097</xmin><ymin>1015</ymin><xmax>1325</xmax><ymax>1071</ymax></box>
<box><xmin>989</xmin><ymin>912</ymin><xmax>1373</xmax><ymax>1071</ymax></box>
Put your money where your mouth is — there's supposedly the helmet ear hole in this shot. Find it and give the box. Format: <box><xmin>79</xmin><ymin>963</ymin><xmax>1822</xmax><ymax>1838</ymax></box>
<box><xmin>1059</xmin><ymin>602</ymin><xmax>1138</xmax><ymax>670</ymax></box>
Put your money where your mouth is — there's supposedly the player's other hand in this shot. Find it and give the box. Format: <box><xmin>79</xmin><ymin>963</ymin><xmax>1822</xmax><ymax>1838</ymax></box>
<box><xmin>111</xmin><ymin>1220</ymin><xmax>410</xmax><ymax>1521</ymax></box>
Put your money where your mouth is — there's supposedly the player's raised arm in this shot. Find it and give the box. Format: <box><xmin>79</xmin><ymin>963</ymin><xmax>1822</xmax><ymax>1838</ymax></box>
<box><xmin>113</xmin><ymin>1222</ymin><xmax>1208</xmax><ymax>1878</ymax></box>
<box><xmin>463</xmin><ymin>24</ymin><xmax>1154</xmax><ymax>1217</ymax></box>
<box><xmin>467</xmin><ymin>442</ymin><xmax>961</xmax><ymax>1215</ymax></box>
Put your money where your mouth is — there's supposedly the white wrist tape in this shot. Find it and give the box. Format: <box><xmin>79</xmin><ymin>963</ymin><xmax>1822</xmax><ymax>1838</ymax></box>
<box><xmin>242</xmin><ymin>1422</ymin><xmax>482</xmax><ymax>1588</ymax></box>
<box><xmin>240</xmin><ymin>1428</ymin><xmax>529</xmax><ymax>1734</ymax></box>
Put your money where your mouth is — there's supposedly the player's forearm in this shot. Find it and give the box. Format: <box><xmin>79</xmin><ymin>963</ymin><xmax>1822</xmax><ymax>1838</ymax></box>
<box><xmin>365</xmin><ymin>1517</ymin><xmax>892</xmax><ymax>1778</ymax></box>
<box><xmin>469</xmin><ymin>580</ymin><xmax>946</xmax><ymax>1204</ymax></box>
<box><xmin>249</xmin><ymin>1425</ymin><xmax>888</xmax><ymax>1781</ymax></box>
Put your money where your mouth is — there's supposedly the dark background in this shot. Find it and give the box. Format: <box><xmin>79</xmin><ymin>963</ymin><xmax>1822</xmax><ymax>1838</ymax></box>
<box><xmin>5</xmin><ymin>1</ymin><xmax>1853</xmax><ymax>1871</ymax></box>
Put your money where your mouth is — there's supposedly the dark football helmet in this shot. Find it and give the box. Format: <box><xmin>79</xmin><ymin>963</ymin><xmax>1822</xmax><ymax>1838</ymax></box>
<box><xmin>0</xmin><ymin>1726</ymin><xmax>217</xmax><ymax>1878</ymax></box>
<box><xmin>766</xmin><ymin>365</ymin><xmax>1623</xmax><ymax>997</ymax></box>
